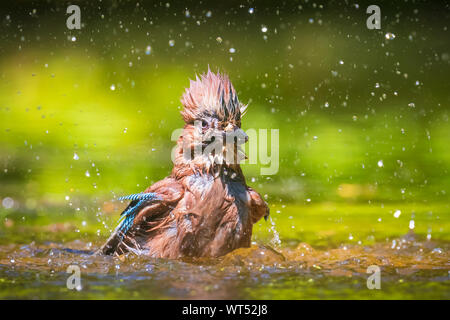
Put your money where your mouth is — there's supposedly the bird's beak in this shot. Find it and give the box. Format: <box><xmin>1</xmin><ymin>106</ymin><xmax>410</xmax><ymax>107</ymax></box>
<box><xmin>220</xmin><ymin>126</ymin><xmax>248</xmax><ymax>163</ymax></box>
<box><xmin>223</xmin><ymin>126</ymin><xmax>248</xmax><ymax>145</ymax></box>
<box><xmin>234</xmin><ymin>128</ymin><xmax>249</xmax><ymax>144</ymax></box>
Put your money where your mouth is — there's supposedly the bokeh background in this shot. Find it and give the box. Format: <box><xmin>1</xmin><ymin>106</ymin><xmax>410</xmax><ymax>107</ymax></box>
<box><xmin>0</xmin><ymin>0</ymin><xmax>449</xmax><ymax>299</ymax></box>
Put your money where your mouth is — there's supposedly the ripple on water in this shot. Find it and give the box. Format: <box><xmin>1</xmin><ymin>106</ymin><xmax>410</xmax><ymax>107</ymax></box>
<box><xmin>0</xmin><ymin>237</ymin><xmax>448</xmax><ymax>299</ymax></box>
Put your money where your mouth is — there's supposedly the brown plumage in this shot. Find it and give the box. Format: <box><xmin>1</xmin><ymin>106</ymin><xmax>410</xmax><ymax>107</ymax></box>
<box><xmin>99</xmin><ymin>70</ymin><xmax>269</xmax><ymax>258</ymax></box>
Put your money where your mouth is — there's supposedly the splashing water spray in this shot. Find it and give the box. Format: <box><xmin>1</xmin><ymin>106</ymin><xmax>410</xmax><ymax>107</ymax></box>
<box><xmin>268</xmin><ymin>217</ymin><xmax>281</xmax><ymax>248</ymax></box>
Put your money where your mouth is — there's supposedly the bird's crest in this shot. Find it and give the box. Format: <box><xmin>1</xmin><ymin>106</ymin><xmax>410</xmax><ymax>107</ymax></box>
<box><xmin>180</xmin><ymin>69</ymin><xmax>248</xmax><ymax>123</ymax></box>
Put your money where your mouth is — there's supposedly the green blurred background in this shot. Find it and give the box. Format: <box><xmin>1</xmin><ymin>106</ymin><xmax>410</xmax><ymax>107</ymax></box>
<box><xmin>0</xmin><ymin>0</ymin><xmax>449</xmax><ymax>244</ymax></box>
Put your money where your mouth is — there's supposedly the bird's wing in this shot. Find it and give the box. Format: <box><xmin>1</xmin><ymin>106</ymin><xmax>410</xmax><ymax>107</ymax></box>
<box><xmin>98</xmin><ymin>178</ymin><xmax>184</xmax><ymax>256</ymax></box>
<box><xmin>116</xmin><ymin>192</ymin><xmax>161</xmax><ymax>236</ymax></box>
<box><xmin>247</xmin><ymin>187</ymin><xmax>270</xmax><ymax>223</ymax></box>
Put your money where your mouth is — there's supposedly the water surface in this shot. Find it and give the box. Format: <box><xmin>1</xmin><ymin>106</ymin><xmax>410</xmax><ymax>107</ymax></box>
<box><xmin>1</xmin><ymin>202</ymin><xmax>448</xmax><ymax>299</ymax></box>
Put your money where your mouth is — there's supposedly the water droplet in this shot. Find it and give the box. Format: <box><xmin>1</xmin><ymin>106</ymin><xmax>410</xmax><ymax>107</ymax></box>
<box><xmin>377</xmin><ymin>160</ymin><xmax>384</xmax><ymax>168</ymax></box>
<box><xmin>145</xmin><ymin>45</ymin><xmax>151</xmax><ymax>55</ymax></box>
<box><xmin>409</xmin><ymin>220</ymin><xmax>415</xmax><ymax>230</ymax></box>
<box><xmin>73</xmin><ymin>153</ymin><xmax>79</xmax><ymax>160</ymax></box>
<box><xmin>393</xmin><ymin>210</ymin><xmax>401</xmax><ymax>218</ymax></box>
<box><xmin>229</xmin><ymin>47</ymin><xmax>236</xmax><ymax>53</ymax></box>
<box><xmin>261</xmin><ymin>26</ymin><xmax>268</xmax><ymax>33</ymax></box>
<box><xmin>85</xmin><ymin>170</ymin><xmax>90</xmax><ymax>178</ymax></box>
<box><xmin>268</xmin><ymin>217</ymin><xmax>281</xmax><ymax>248</ymax></box>
<box><xmin>2</xmin><ymin>197</ymin><xmax>14</xmax><ymax>209</ymax></box>
<box><xmin>391</xmin><ymin>240</ymin><xmax>397</xmax><ymax>249</ymax></box>
<box><xmin>110</xmin><ymin>84</ymin><xmax>116</xmax><ymax>91</ymax></box>
<box><xmin>168</xmin><ymin>40</ymin><xmax>175</xmax><ymax>47</ymax></box>
<box><xmin>408</xmin><ymin>102</ymin><xmax>415</xmax><ymax>108</ymax></box>
<box><xmin>385</xmin><ymin>32</ymin><xmax>396</xmax><ymax>40</ymax></box>
<box><xmin>71</xmin><ymin>36</ymin><xmax>77</xmax><ymax>42</ymax></box>
<box><xmin>248</xmin><ymin>8</ymin><xmax>254</xmax><ymax>14</ymax></box>
<box><xmin>216</xmin><ymin>36</ymin><xmax>222</xmax><ymax>43</ymax></box>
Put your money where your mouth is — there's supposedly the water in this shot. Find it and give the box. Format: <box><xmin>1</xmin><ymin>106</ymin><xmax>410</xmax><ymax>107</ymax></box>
<box><xmin>1</xmin><ymin>238</ymin><xmax>448</xmax><ymax>299</ymax></box>
<box><xmin>0</xmin><ymin>203</ymin><xmax>448</xmax><ymax>299</ymax></box>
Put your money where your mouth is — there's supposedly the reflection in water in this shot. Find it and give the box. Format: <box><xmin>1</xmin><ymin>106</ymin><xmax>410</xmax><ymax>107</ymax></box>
<box><xmin>0</xmin><ymin>233</ymin><xmax>448</xmax><ymax>299</ymax></box>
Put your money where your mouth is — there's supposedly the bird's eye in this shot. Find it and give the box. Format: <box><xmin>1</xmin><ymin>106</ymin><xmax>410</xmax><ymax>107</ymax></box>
<box><xmin>201</xmin><ymin>120</ymin><xmax>208</xmax><ymax>128</ymax></box>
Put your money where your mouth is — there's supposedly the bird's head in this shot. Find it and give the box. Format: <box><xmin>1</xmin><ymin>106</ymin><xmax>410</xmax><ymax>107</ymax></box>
<box><xmin>178</xmin><ymin>70</ymin><xmax>248</xmax><ymax>171</ymax></box>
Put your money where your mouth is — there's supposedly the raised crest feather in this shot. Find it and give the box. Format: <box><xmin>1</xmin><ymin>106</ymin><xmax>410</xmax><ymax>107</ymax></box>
<box><xmin>180</xmin><ymin>69</ymin><xmax>247</xmax><ymax>123</ymax></box>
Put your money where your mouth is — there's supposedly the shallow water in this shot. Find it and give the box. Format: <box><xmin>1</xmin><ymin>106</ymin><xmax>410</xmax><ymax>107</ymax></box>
<box><xmin>0</xmin><ymin>205</ymin><xmax>448</xmax><ymax>299</ymax></box>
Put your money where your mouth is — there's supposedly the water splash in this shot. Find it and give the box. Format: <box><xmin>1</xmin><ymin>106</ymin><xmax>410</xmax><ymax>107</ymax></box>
<box><xmin>268</xmin><ymin>217</ymin><xmax>281</xmax><ymax>248</ymax></box>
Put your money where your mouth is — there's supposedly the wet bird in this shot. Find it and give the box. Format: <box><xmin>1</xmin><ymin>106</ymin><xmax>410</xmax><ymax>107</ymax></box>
<box><xmin>99</xmin><ymin>70</ymin><xmax>269</xmax><ymax>258</ymax></box>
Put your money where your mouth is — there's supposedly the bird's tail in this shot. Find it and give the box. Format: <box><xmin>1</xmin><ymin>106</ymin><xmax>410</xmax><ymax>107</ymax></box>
<box><xmin>96</xmin><ymin>229</ymin><xmax>123</xmax><ymax>255</ymax></box>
